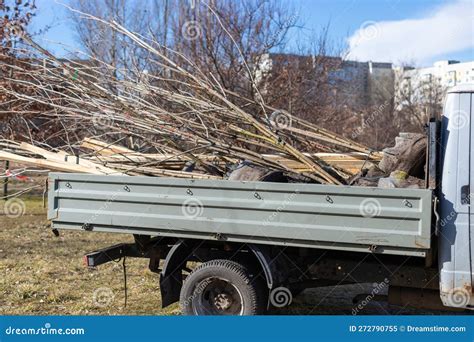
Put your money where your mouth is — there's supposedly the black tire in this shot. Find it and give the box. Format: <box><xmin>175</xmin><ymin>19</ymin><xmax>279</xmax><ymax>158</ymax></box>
<box><xmin>179</xmin><ymin>259</ymin><xmax>265</xmax><ymax>316</ymax></box>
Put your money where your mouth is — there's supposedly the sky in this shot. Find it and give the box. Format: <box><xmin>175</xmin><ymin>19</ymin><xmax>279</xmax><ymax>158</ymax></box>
<box><xmin>28</xmin><ymin>0</ymin><xmax>474</xmax><ymax>67</ymax></box>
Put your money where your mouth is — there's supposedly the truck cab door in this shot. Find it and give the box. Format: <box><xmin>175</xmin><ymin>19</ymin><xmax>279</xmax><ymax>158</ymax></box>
<box><xmin>439</xmin><ymin>85</ymin><xmax>473</xmax><ymax>309</ymax></box>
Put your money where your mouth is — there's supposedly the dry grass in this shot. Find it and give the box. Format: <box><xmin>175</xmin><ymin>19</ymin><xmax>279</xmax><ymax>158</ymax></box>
<box><xmin>0</xmin><ymin>196</ymin><xmax>179</xmax><ymax>315</ymax></box>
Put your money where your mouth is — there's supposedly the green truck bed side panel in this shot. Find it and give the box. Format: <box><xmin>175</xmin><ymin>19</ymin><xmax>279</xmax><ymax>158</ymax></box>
<box><xmin>48</xmin><ymin>173</ymin><xmax>433</xmax><ymax>257</ymax></box>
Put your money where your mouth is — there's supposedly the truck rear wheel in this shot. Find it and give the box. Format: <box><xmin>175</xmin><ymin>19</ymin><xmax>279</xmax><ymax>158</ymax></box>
<box><xmin>179</xmin><ymin>259</ymin><xmax>264</xmax><ymax>315</ymax></box>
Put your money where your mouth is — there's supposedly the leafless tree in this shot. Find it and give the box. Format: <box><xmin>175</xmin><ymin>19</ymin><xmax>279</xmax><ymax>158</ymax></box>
<box><xmin>395</xmin><ymin>68</ymin><xmax>445</xmax><ymax>125</ymax></box>
<box><xmin>1</xmin><ymin>0</ymin><xmax>37</xmax><ymax>53</ymax></box>
<box><xmin>256</xmin><ymin>26</ymin><xmax>374</xmax><ymax>143</ymax></box>
<box><xmin>170</xmin><ymin>0</ymin><xmax>299</xmax><ymax>99</ymax></box>
<box><xmin>347</xmin><ymin>65</ymin><xmax>444</xmax><ymax>150</ymax></box>
<box><xmin>70</xmin><ymin>1</ymin><xmax>300</xmax><ymax>99</ymax></box>
<box><xmin>70</xmin><ymin>0</ymin><xmax>154</xmax><ymax>87</ymax></box>
<box><xmin>0</xmin><ymin>0</ymin><xmax>41</xmax><ymax>141</ymax></box>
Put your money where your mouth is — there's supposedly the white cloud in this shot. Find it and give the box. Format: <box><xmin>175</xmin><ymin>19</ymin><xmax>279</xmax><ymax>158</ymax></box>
<box><xmin>347</xmin><ymin>0</ymin><xmax>473</xmax><ymax>64</ymax></box>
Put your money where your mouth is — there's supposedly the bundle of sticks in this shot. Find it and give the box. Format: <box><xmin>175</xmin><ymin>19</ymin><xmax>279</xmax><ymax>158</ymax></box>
<box><xmin>0</xmin><ymin>13</ymin><xmax>381</xmax><ymax>185</ymax></box>
<box><xmin>0</xmin><ymin>138</ymin><xmax>379</xmax><ymax>181</ymax></box>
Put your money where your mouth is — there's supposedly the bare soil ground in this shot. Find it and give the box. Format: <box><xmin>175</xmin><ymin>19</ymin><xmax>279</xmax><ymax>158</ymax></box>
<box><xmin>0</xmin><ymin>197</ymin><xmax>454</xmax><ymax>315</ymax></box>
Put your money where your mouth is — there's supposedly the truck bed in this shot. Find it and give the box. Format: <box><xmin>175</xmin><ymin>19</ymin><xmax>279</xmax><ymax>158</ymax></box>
<box><xmin>48</xmin><ymin>173</ymin><xmax>433</xmax><ymax>257</ymax></box>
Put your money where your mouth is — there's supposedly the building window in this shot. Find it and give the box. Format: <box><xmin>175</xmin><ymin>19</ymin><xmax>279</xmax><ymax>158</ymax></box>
<box><xmin>447</xmin><ymin>70</ymin><xmax>456</xmax><ymax>86</ymax></box>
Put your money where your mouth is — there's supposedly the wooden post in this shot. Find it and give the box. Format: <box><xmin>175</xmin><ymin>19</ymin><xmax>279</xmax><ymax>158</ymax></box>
<box><xmin>3</xmin><ymin>160</ymin><xmax>9</xmax><ymax>198</ymax></box>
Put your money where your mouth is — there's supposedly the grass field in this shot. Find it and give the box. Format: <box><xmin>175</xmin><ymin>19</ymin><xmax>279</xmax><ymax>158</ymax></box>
<box><xmin>0</xmin><ymin>196</ymin><xmax>453</xmax><ymax>315</ymax></box>
<box><xmin>0</xmin><ymin>197</ymin><xmax>179</xmax><ymax>315</ymax></box>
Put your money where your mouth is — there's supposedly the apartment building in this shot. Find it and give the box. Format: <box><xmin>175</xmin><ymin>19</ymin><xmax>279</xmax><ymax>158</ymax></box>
<box><xmin>256</xmin><ymin>53</ymin><xmax>394</xmax><ymax>109</ymax></box>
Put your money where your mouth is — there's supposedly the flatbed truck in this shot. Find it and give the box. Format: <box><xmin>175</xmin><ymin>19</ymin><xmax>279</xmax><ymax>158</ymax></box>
<box><xmin>47</xmin><ymin>84</ymin><xmax>474</xmax><ymax>315</ymax></box>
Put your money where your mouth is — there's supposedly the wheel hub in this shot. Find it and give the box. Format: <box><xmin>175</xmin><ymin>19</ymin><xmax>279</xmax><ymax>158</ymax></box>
<box><xmin>192</xmin><ymin>277</ymin><xmax>244</xmax><ymax>315</ymax></box>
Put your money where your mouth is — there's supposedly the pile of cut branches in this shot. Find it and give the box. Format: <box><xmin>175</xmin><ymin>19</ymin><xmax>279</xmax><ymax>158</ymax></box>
<box><xmin>0</xmin><ymin>13</ymin><xmax>381</xmax><ymax>184</ymax></box>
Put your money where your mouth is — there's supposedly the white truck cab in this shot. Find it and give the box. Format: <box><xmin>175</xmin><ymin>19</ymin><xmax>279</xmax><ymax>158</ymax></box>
<box><xmin>439</xmin><ymin>83</ymin><xmax>474</xmax><ymax>309</ymax></box>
